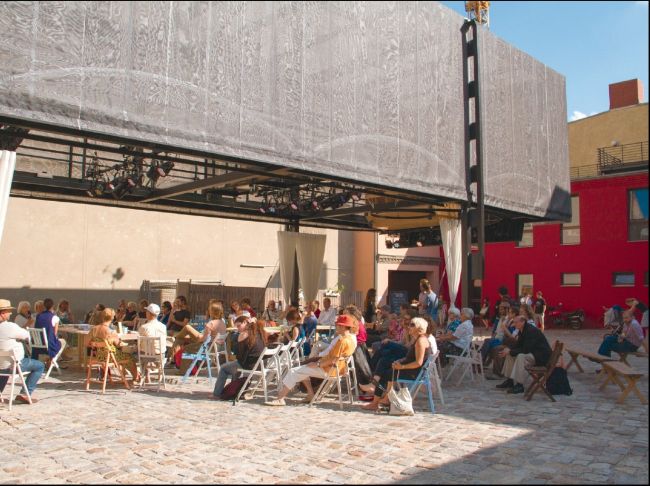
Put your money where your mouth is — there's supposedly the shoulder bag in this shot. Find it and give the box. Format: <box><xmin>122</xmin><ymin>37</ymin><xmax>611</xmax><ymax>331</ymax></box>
<box><xmin>387</xmin><ymin>369</ymin><xmax>414</xmax><ymax>416</ymax></box>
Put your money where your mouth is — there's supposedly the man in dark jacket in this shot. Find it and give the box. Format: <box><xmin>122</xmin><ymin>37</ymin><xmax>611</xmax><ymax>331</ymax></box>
<box><xmin>495</xmin><ymin>316</ymin><xmax>552</xmax><ymax>394</ymax></box>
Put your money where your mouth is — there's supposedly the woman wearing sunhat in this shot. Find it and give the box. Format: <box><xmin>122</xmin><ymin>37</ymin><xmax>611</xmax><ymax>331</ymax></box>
<box><xmin>265</xmin><ymin>314</ymin><xmax>356</xmax><ymax>406</ymax></box>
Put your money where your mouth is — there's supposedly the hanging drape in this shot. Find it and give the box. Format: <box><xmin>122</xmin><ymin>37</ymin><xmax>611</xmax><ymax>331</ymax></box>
<box><xmin>0</xmin><ymin>151</ymin><xmax>16</xmax><ymax>247</ymax></box>
<box><xmin>296</xmin><ymin>233</ymin><xmax>327</xmax><ymax>302</ymax></box>
<box><xmin>277</xmin><ymin>231</ymin><xmax>327</xmax><ymax>304</ymax></box>
<box><xmin>277</xmin><ymin>231</ymin><xmax>300</xmax><ymax>306</ymax></box>
<box><xmin>440</xmin><ymin>219</ymin><xmax>462</xmax><ymax>309</ymax></box>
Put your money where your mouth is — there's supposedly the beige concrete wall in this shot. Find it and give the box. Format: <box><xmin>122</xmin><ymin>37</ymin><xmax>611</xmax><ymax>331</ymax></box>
<box><xmin>568</xmin><ymin>103</ymin><xmax>649</xmax><ymax>167</ymax></box>
<box><xmin>353</xmin><ymin>232</ymin><xmax>375</xmax><ymax>294</ymax></box>
<box><xmin>0</xmin><ymin>196</ymin><xmax>352</xmax><ymax>318</ymax></box>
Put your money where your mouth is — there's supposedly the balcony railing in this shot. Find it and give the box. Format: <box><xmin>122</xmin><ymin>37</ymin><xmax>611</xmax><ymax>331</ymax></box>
<box><xmin>598</xmin><ymin>141</ymin><xmax>648</xmax><ymax>174</ymax></box>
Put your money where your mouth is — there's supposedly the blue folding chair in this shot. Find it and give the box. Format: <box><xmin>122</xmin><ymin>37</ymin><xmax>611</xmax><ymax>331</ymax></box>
<box><xmin>181</xmin><ymin>334</ymin><xmax>212</xmax><ymax>384</ymax></box>
<box><xmin>395</xmin><ymin>353</ymin><xmax>436</xmax><ymax>414</ymax></box>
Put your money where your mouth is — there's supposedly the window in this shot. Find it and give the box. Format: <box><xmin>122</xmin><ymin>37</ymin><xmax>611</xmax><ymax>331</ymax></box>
<box><xmin>645</xmin><ymin>271</ymin><xmax>649</xmax><ymax>287</ymax></box>
<box><xmin>628</xmin><ymin>188</ymin><xmax>649</xmax><ymax>241</ymax></box>
<box><xmin>613</xmin><ymin>272</ymin><xmax>635</xmax><ymax>286</ymax></box>
<box><xmin>561</xmin><ymin>196</ymin><xmax>580</xmax><ymax>244</ymax></box>
<box><xmin>516</xmin><ymin>274</ymin><xmax>533</xmax><ymax>300</ymax></box>
<box><xmin>517</xmin><ymin>223</ymin><xmax>533</xmax><ymax>247</ymax></box>
<box><xmin>561</xmin><ymin>273</ymin><xmax>581</xmax><ymax>286</ymax></box>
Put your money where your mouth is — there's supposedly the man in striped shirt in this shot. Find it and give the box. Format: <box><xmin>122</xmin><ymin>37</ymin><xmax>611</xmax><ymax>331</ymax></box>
<box><xmin>597</xmin><ymin>310</ymin><xmax>644</xmax><ymax>357</ymax></box>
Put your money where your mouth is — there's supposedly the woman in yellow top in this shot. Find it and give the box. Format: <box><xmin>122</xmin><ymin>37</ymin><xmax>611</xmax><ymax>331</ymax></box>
<box><xmin>265</xmin><ymin>315</ymin><xmax>356</xmax><ymax>406</ymax></box>
<box><xmin>85</xmin><ymin>308</ymin><xmax>140</xmax><ymax>383</ymax></box>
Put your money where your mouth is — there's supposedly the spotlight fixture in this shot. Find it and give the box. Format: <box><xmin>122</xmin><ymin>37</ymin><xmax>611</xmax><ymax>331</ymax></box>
<box><xmin>393</xmin><ymin>239</ymin><xmax>401</xmax><ymax>249</ymax></box>
<box><xmin>290</xmin><ymin>200</ymin><xmax>300</xmax><ymax>211</ymax></box>
<box><xmin>126</xmin><ymin>171</ymin><xmax>143</xmax><ymax>187</ymax></box>
<box><xmin>157</xmin><ymin>161</ymin><xmax>174</xmax><ymax>176</ymax></box>
<box><xmin>351</xmin><ymin>192</ymin><xmax>361</xmax><ymax>202</ymax></box>
<box><xmin>385</xmin><ymin>239</ymin><xmax>394</xmax><ymax>249</ymax></box>
<box><xmin>268</xmin><ymin>198</ymin><xmax>278</xmax><ymax>214</ymax></box>
<box><xmin>259</xmin><ymin>202</ymin><xmax>267</xmax><ymax>214</ymax></box>
<box><xmin>416</xmin><ymin>234</ymin><xmax>425</xmax><ymax>247</ymax></box>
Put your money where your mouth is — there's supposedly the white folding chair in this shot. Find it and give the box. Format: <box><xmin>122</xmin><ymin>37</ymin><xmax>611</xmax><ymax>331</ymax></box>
<box><xmin>197</xmin><ymin>332</ymin><xmax>230</xmax><ymax>375</ymax></box>
<box><xmin>0</xmin><ymin>349</ymin><xmax>33</xmax><ymax>411</ymax></box>
<box><xmin>429</xmin><ymin>350</ymin><xmax>445</xmax><ymax>405</ymax></box>
<box><xmin>132</xmin><ymin>318</ymin><xmax>147</xmax><ymax>333</ymax></box>
<box><xmin>288</xmin><ymin>340</ymin><xmax>302</xmax><ymax>368</ymax></box>
<box><xmin>309</xmin><ymin>355</ymin><xmax>355</xmax><ymax>410</ymax></box>
<box><xmin>137</xmin><ymin>336</ymin><xmax>167</xmax><ymax>392</ymax></box>
<box><xmin>234</xmin><ymin>345</ymin><xmax>282</xmax><ymax>404</ymax></box>
<box><xmin>28</xmin><ymin>327</ymin><xmax>64</xmax><ymax>379</ymax></box>
<box><xmin>274</xmin><ymin>342</ymin><xmax>293</xmax><ymax>386</ymax></box>
<box><xmin>445</xmin><ymin>340</ymin><xmax>484</xmax><ymax>387</ymax></box>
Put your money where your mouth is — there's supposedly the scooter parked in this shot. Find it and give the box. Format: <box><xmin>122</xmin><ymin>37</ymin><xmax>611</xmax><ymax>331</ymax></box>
<box><xmin>545</xmin><ymin>303</ymin><xmax>585</xmax><ymax>330</ymax></box>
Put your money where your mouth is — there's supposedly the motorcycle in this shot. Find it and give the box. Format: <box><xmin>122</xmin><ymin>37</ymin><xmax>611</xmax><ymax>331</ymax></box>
<box><xmin>545</xmin><ymin>303</ymin><xmax>585</xmax><ymax>330</ymax></box>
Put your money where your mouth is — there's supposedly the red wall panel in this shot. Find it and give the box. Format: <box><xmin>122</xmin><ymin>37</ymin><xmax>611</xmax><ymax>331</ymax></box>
<box><xmin>483</xmin><ymin>173</ymin><xmax>649</xmax><ymax>329</ymax></box>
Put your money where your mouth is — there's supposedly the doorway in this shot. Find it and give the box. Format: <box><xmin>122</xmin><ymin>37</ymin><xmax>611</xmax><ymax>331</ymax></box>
<box><xmin>388</xmin><ymin>270</ymin><xmax>427</xmax><ymax>306</ymax></box>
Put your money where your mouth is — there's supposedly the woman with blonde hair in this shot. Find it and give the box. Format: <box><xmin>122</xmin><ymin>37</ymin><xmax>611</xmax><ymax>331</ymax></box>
<box><xmin>85</xmin><ymin>308</ymin><xmax>139</xmax><ymax>382</ymax></box>
<box><xmin>171</xmin><ymin>302</ymin><xmax>227</xmax><ymax>358</ymax></box>
<box><xmin>56</xmin><ymin>299</ymin><xmax>74</xmax><ymax>324</ymax></box>
<box><xmin>228</xmin><ymin>299</ymin><xmax>250</xmax><ymax>328</ymax></box>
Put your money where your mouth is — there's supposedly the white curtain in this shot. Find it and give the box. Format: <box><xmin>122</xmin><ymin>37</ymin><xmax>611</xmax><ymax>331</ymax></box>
<box><xmin>440</xmin><ymin>219</ymin><xmax>462</xmax><ymax>309</ymax></box>
<box><xmin>0</xmin><ymin>151</ymin><xmax>16</xmax><ymax>247</ymax></box>
<box><xmin>277</xmin><ymin>231</ymin><xmax>300</xmax><ymax>305</ymax></box>
<box><xmin>296</xmin><ymin>233</ymin><xmax>327</xmax><ymax>302</ymax></box>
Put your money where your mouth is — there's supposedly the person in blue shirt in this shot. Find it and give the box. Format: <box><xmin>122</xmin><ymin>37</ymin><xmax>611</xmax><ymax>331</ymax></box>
<box><xmin>158</xmin><ymin>301</ymin><xmax>172</xmax><ymax>326</ymax></box>
<box><xmin>417</xmin><ymin>279</ymin><xmax>438</xmax><ymax>322</ymax></box>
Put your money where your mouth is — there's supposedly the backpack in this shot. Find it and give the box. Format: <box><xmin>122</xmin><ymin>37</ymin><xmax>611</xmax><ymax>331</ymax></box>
<box><xmin>545</xmin><ymin>367</ymin><xmax>573</xmax><ymax>395</ymax></box>
<box><xmin>220</xmin><ymin>377</ymin><xmax>248</xmax><ymax>400</ymax></box>
<box><xmin>175</xmin><ymin>347</ymin><xmax>198</xmax><ymax>376</ymax></box>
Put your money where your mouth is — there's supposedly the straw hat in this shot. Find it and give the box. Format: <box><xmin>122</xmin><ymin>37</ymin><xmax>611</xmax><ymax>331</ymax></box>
<box><xmin>0</xmin><ymin>299</ymin><xmax>15</xmax><ymax>311</ymax></box>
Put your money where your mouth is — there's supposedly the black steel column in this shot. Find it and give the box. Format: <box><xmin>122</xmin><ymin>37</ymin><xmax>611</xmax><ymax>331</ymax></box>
<box><xmin>461</xmin><ymin>20</ymin><xmax>485</xmax><ymax>309</ymax></box>
<box><xmin>285</xmin><ymin>219</ymin><xmax>300</xmax><ymax>306</ymax></box>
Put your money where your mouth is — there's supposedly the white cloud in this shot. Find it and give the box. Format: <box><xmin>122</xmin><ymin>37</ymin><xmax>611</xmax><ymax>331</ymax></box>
<box><xmin>569</xmin><ymin>111</ymin><xmax>587</xmax><ymax>121</ymax></box>
<box><xmin>568</xmin><ymin>110</ymin><xmax>598</xmax><ymax>122</ymax></box>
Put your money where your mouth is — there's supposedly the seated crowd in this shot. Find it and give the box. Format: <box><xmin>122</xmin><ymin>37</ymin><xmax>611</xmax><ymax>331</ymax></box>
<box><xmin>3</xmin><ymin>284</ymin><xmax>644</xmax><ymax>409</ymax></box>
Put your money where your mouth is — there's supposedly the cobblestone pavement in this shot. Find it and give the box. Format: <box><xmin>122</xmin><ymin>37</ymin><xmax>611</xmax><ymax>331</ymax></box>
<box><xmin>1</xmin><ymin>329</ymin><xmax>648</xmax><ymax>484</ymax></box>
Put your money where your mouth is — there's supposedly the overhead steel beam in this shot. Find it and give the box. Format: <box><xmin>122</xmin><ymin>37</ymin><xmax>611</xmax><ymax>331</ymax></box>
<box><xmin>140</xmin><ymin>169</ymin><xmax>289</xmax><ymax>202</ymax></box>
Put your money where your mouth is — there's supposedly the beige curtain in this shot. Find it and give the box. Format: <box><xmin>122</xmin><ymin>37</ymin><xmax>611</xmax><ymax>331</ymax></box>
<box><xmin>278</xmin><ymin>231</ymin><xmax>300</xmax><ymax>305</ymax></box>
<box><xmin>296</xmin><ymin>233</ymin><xmax>327</xmax><ymax>302</ymax></box>
<box><xmin>0</xmin><ymin>151</ymin><xmax>16</xmax><ymax>246</ymax></box>
<box><xmin>440</xmin><ymin>219</ymin><xmax>462</xmax><ymax>309</ymax></box>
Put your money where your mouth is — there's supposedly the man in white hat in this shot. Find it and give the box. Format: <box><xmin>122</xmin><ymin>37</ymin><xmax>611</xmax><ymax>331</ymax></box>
<box><xmin>0</xmin><ymin>299</ymin><xmax>45</xmax><ymax>403</ymax></box>
<box><xmin>139</xmin><ymin>304</ymin><xmax>167</xmax><ymax>338</ymax></box>
<box><xmin>138</xmin><ymin>303</ymin><xmax>167</xmax><ymax>353</ymax></box>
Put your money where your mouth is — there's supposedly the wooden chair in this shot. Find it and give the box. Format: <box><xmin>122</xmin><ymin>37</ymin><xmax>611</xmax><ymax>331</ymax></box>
<box><xmin>523</xmin><ymin>341</ymin><xmax>565</xmax><ymax>402</ymax></box>
<box><xmin>550</xmin><ymin>340</ymin><xmax>565</xmax><ymax>368</ymax></box>
<box><xmin>85</xmin><ymin>340</ymin><xmax>131</xmax><ymax>394</ymax></box>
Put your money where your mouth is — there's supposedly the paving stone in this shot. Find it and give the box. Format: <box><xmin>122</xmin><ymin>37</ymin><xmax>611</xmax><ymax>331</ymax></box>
<box><xmin>1</xmin><ymin>329</ymin><xmax>648</xmax><ymax>484</ymax></box>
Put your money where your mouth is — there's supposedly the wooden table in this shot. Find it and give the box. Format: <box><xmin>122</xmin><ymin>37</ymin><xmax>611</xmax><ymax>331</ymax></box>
<box><xmin>599</xmin><ymin>361</ymin><xmax>647</xmax><ymax>405</ymax></box>
<box><xmin>58</xmin><ymin>326</ymin><xmax>90</xmax><ymax>370</ymax></box>
<box><xmin>616</xmin><ymin>351</ymin><xmax>649</xmax><ymax>367</ymax></box>
<box><xmin>564</xmin><ymin>348</ymin><xmax>617</xmax><ymax>384</ymax></box>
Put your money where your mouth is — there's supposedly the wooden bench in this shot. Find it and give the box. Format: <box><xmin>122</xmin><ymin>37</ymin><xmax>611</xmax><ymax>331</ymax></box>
<box><xmin>565</xmin><ymin>348</ymin><xmax>617</xmax><ymax>383</ymax></box>
<box><xmin>616</xmin><ymin>351</ymin><xmax>649</xmax><ymax>367</ymax></box>
<box><xmin>599</xmin><ymin>361</ymin><xmax>647</xmax><ymax>405</ymax></box>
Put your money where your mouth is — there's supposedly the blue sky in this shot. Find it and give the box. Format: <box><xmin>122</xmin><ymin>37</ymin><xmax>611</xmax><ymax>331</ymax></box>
<box><xmin>439</xmin><ymin>1</ymin><xmax>649</xmax><ymax>121</ymax></box>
